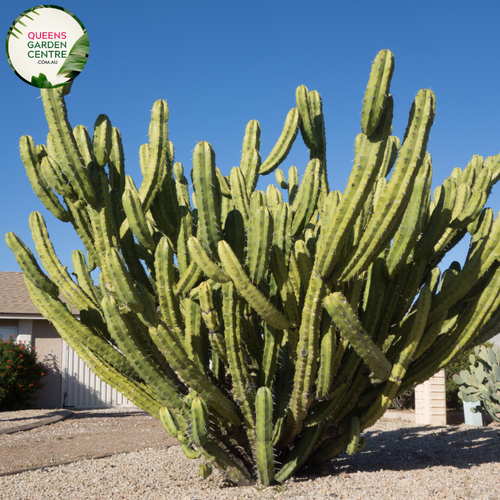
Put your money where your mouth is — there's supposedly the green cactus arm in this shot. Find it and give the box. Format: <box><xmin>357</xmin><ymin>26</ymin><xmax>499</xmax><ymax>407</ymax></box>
<box><xmin>23</xmin><ymin>275</ymin><xmax>136</xmax><ymax>380</ymax></box>
<box><xmin>64</xmin><ymin>201</ymin><xmax>100</xmax><ymax>270</ymax></box>
<box><xmin>184</xmin><ymin>297</ymin><xmax>209</xmax><ymax>373</ymax></box>
<box><xmin>137</xmin><ymin>100</ymin><xmax>169</xmax><ymax>212</ymax></box>
<box><xmin>346</xmin><ymin>417</ymin><xmax>362</xmax><ymax>455</ymax></box>
<box><xmin>275</xmin><ymin>168</ymin><xmax>288</xmax><ymax>189</ymax></box>
<box><xmin>358</xmin><ymin>257</ymin><xmax>387</xmax><ymax>339</ymax></box>
<box><xmin>222</xmin><ymin>282</ymin><xmax>256</xmax><ymax>441</ymax></box>
<box><xmin>176</xmin><ymin>182</ymin><xmax>194</xmax><ymax>276</ymax></box>
<box><xmin>139</xmin><ymin>143</ymin><xmax>150</xmax><ymax>176</ymax></box>
<box><xmin>384</xmin><ymin>154</ymin><xmax>432</xmax><ymax>279</ymax></box>
<box><xmin>275</xmin><ymin>423</ymin><xmax>323</xmax><ymax>483</ymax></box>
<box><xmin>101</xmin><ymin>295</ymin><xmax>185</xmax><ymax>409</ymax></box>
<box><xmin>269</xmin><ymin>245</ymin><xmax>301</xmax><ymax>328</ymax></box>
<box><xmin>122</xmin><ymin>188</ymin><xmax>156</xmax><ymax>253</ymax></box>
<box><xmin>192</xmin><ymin>141</ymin><xmax>222</xmax><ymax>256</ymax></box>
<box><xmin>241</xmin><ymin>119</ymin><xmax>261</xmax><ymax>158</ymax></box>
<box><xmin>290</xmin><ymin>159</ymin><xmax>321</xmax><ymax>238</ymax></box>
<box><xmin>309</xmin><ymin>431</ymin><xmax>351</xmax><ymax>467</ymax></box>
<box><xmin>103</xmin><ymin>246</ymin><xmax>144</xmax><ymax>314</ymax></box>
<box><xmin>378</xmin><ymin>135</ymin><xmax>400</xmax><ymax>179</ymax></box>
<box><xmin>296</xmin><ymin>85</ymin><xmax>318</xmax><ymax>151</ymax></box>
<box><xmin>307</xmin><ymin>90</ymin><xmax>327</xmax><ymax>157</ymax></box>
<box><xmin>29</xmin><ymin>211</ymin><xmax>99</xmax><ymax>313</ymax></box>
<box><xmin>151</xmin><ymin>325</ymin><xmax>242</xmax><ymax>427</ymax></box>
<box><xmin>230</xmin><ymin>166</ymin><xmax>250</xmax><ymax>224</ymax></box>
<box><xmin>214</xmin><ymin>167</ymin><xmax>231</xmax><ymax>199</ymax></box>
<box><xmin>255</xmin><ymin>386</ymin><xmax>275</xmax><ymax>486</ymax></box>
<box><xmin>266</xmin><ymin>184</ymin><xmax>283</xmax><ymax>212</ymax></box>
<box><xmin>339</xmin><ymin>89</ymin><xmax>435</xmax><ymax>282</ymax></box>
<box><xmin>190</xmin><ymin>397</ymin><xmax>253</xmax><ymax>485</ymax></box>
<box><xmin>187</xmin><ymin>236</ymin><xmax>230</xmax><ymax>283</ymax></box>
<box><xmin>218</xmin><ymin>240</ymin><xmax>292</xmax><ymax>330</ymax></box>
<box><xmin>92</xmin><ymin>114</ymin><xmax>112</xmax><ymax>168</ymax></box>
<box><xmin>175</xmin><ymin>259</ymin><xmax>204</xmax><ymax>296</ymax></box>
<box><xmin>413</xmin><ymin>180</ymin><xmax>454</xmax><ymax>260</ymax></box>
<box><xmin>427</xmin><ymin>211</ymin><xmax>500</xmax><ymax>324</ymax></box>
<box><xmin>294</xmin><ymin>239</ymin><xmax>313</xmax><ymax>297</ymax></box>
<box><xmin>40</xmin><ymin>89</ymin><xmax>96</xmax><ymax>205</ymax></box>
<box><xmin>314</xmin><ymin>99</ymin><xmax>393</xmax><ymax>279</ymax></box>
<box><xmin>285</xmin><ymin>276</ymin><xmax>326</xmax><ymax>442</ymax></box>
<box><xmin>174</xmin><ymin>162</ymin><xmax>192</xmax><ymax>208</ymax></box>
<box><xmin>315</xmin><ymin>311</ymin><xmax>337</xmax><ymax>400</ymax></box>
<box><xmin>71</xmin><ymin>250</ymin><xmax>101</xmax><ymax>306</ymax></box>
<box><xmin>5</xmin><ymin>232</ymin><xmax>59</xmax><ymax>298</ymax></box>
<box><xmin>324</xmin><ymin>292</ymin><xmax>392</xmax><ymax>381</ymax></box>
<box><xmin>258</xmin><ymin>322</ymin><xmax>283</xmax><ymax>389</ymax></box>
<box><xmin>20</xmin><ymin>135</ymin><xmax>71</xmax><ymax>222</ymax></box>
<box><xmin>106</xmin><ymin>127</ymin><xmax>126</xmax><ymax>227</ymax></box>
<box><xmin>222</xmin><ymin>208</ymin><xmax>246</xmax><ymax>263</ymax></box>
<box><xmin>272</xmin><ymin>202</ymin><xmax>292</xmax><ymax>260</ymax></box>
<box><xmin>154</xmin><ymin>237</ymin><xmax>184</xmax><ymax>338</ymax></box>
<box><xmin>159</xmin><ymin>406</ymin><xmax>183</xmax><ymax>439</ymax></box>
<box><xmin>288</xmin><ymin>165</ymin><xmax>299</xmax><ymax>204</ymax></box>
<box><xmin>360</xmin><ymin>285</ymin><xmax>431</xmax><ymax>429</ymax></box>
<box><xmin>453</xmin><ymin>171</ymin><xmax>491</xmax><ymax>229</ymax></box>
<box><xmin>198</xmin><ymin>281</ymin><xmax>228</xmax><ymax>367</ymax></box>
<box><xmin>390</xmin><ymin>258</ymin><xmax>428</xmax><ymax>327</ymax></box>
<box><xmin>303</xmin><ymin>381</ymin><xmax>349</xmax><ymax>427</ymax></box>
<box><xmin>150</xmin><ymin>142</ymin><xmax>179</xmax><ymax>239</ymax></box>
<box><xmin>402</xmin><ymin>268</ymin><xmax>500</xmax><ymax>393</ymax></box>
<box><xmin>80</xmin><ymin>342</ymin><xmax>162</xmax><ymax>416</ymax></box>
<box><xmin>40</xmin><ymin>153</ymin><xmax>75</xmax><ymax>199</ymax></box>
<box><xmin>412</xmin><ymin>309</ymin><xmax>448</xmax><ymax>361</ymax></box>
<box><xmin>240</xmin><ymin>149</ymin><xmax>261</xmax><ymax>196</ymax></box>
<box><xmin>288</xmin><ymin>250</ymin><xmax>302</xmax><ymax>306</ymax></box>
<box><xmin>246</xmin><ymin>205</ymin><xmax>273</xmax><ymax>285</ymax></box>
<box><xmin>361</xmin><ymin>49</ymin><xmax>395</xmax><ymax>136</ymax></box>
<box><xmin>260</xmin><ymin>108</ymin><xmax>300</xmax><ymax>175</ymax></box>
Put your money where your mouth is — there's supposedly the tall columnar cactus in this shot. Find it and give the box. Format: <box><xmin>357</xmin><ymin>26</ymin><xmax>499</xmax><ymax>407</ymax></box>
<box><xmin>7</xmin><ymin>49</ymin><xmax>500</xmax><ymax>485</ymax></box>
<box><xmin>453</xmin><ymin>345</ymin><xmax>500</xmax><ymax>423</ymax></box>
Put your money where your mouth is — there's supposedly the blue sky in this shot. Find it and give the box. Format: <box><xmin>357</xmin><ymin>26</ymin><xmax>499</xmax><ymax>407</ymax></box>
<box><xmin>2</xmin><ymin>1</ymin><xmax>500</xmax><ymax>275</ymax></box>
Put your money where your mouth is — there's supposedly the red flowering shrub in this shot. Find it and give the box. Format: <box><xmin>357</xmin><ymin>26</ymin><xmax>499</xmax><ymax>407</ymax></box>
<box><xmin>0</xmin><ymin>335</ymin><xmax>46</xmax><ymax>411</ymax></box>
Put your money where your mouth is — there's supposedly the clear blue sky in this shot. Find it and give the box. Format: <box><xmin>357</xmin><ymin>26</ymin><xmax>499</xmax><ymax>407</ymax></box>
<box><xmin>2</xmin><ymin>1</ymin><xmax>500</xmax><ymax>275</ymax></box>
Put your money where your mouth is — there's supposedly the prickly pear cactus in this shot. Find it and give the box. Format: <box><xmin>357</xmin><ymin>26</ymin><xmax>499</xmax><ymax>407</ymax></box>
<box><xmin>453</xmin><ymin>345</ymin><xmax>500</xmax><ymax>423</ymax></box>
<box><xmin>7</xmin><ymin>49</ymin><xmax>500</xmax><ymax>485</ymax></box>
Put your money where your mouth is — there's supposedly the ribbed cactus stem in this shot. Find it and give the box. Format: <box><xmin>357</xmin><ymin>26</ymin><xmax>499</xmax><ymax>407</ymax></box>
<box><xmin>8</xmin><ymin>49</ymin><xmax>500</xmax><ymax>486</ymax></box>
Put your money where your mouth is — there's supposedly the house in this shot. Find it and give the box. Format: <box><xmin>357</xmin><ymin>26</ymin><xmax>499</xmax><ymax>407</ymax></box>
<box><xmin>0</xmin><ymin>271</ymin><xmax>134</xmax><ymax>409</ymax></box>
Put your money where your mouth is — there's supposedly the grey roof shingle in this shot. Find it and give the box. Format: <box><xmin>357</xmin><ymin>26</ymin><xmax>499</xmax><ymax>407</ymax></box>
<box><xmin>0</xmin><ymin>271</ymin><xmax>78</xmax><ymax>317</ymax></box>
<box><xmin>0</xmin><ymin>272</ymin><xmax>42</xmax><ymax>316</ymax></box>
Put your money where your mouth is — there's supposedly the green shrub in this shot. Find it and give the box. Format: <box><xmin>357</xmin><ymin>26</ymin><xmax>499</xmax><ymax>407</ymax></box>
<box><xmin>389</xmin><ymin>390</ymin><xmax>415</xmax><ymax>411</ymax></box>
<box><xmin>445</xmin><ymin>342</ymin><xmax>494</xmax><ymax>408</ymax></box>
<box><xmin>0</xmin><ymin>334</ymin><xmax>46</xmax><ymax>411</ymax></box>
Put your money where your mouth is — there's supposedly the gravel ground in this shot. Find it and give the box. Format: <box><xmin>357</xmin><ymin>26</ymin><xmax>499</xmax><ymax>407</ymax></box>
<box><xmin>0</xmin><ymin>413</ymin><xmax>499</xmax><ymax>500</ymax></box>
<box><xmin>0</xmin><ymin>408</ymin><xmax>175</xmax><ymax>474</ymax></box>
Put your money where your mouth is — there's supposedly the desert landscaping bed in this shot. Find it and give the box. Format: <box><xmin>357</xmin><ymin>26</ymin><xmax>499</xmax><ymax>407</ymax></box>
<box><xmin>0</xmin><ymin>409</ymin><xmax>499</xmax><ymax>499</ymax></box>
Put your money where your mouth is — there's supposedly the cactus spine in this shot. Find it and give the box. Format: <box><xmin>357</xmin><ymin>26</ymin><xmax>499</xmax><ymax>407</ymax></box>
<box><xmin>8</xmin><ymin>50</ymin><xmax>500</xmax><ymax>486</ymax></box>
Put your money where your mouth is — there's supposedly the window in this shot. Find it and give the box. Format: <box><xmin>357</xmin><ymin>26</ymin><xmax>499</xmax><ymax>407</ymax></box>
<box><xmin>0</xmin><ymin>326</ymin><xmax>18</xmax><ymax>342</ymax></box>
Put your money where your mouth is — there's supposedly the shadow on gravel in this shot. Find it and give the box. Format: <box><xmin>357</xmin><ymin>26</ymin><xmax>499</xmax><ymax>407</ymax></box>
<box><xmin>67</xmin><ymin>410</ymin><xmax>148</xmax><ymax>420</ymax></box>
<box><xmin>330</xmin><ymin>425</ymin><xmax>500</xmax><ymax>474</ymax></box>
<box><xmin>0</xmin><ymin>411</ymin><xmax>66</xmax><ymax>425</ymax></box>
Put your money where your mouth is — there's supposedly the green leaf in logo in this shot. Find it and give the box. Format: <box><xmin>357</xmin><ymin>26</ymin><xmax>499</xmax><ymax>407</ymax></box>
<box><xmin>57</xmin><ymin>33</ymin><xmax>89</xmax><ymax>77</ymax></box>
<box><xmin>31</xmin><ymin>73</ymin><xmax>53</xmax><ymax>88</ymax></box>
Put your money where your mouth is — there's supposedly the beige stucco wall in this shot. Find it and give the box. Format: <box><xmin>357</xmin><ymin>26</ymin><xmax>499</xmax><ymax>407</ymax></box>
<box><xmin>32</xmin><ymin>320</ymin><xmax>63</xmax><ymax>409</ymax></box>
